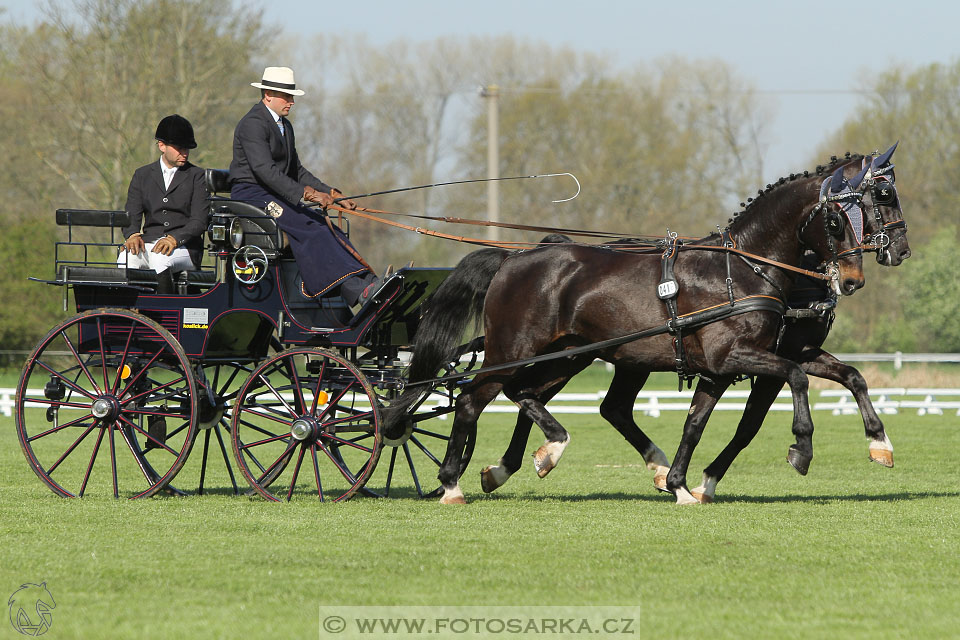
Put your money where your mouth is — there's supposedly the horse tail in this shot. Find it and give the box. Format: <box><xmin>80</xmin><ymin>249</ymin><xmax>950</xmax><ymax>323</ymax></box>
<box><xmin>383</xmin><ymin>247</ymin><xmax>510</xmax><ymax>429</ymax></box>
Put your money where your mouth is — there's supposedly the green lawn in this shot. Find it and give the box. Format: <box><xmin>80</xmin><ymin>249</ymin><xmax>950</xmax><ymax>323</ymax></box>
<box><xmin>2</xmin><ymin>376</ymin><xmax>958</xmax><ymax>639</ymax></box>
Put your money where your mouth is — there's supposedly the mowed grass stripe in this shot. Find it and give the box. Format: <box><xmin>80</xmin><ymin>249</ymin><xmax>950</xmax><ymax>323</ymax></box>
<box><xmin>2</xmin><ymin>400</ymin><xmax>958</xmax><ymax>639</ymax></box>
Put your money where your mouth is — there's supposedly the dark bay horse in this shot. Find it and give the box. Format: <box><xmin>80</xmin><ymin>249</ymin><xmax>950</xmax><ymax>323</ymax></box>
<box><xmin>480</xmin><ymin>146</ymin><xmax>909</xmax><ymax>502</ymax></box>
<box><xmin>385</xmin><ymin>164</ymin><xmax>867</xmax><ymax>504</ymax></box>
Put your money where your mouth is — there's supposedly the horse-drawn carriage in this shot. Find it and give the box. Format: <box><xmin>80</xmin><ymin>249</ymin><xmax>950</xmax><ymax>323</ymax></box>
<box><xmin>15</xmin><ymin>144</ymin><xmax>908</xmax><ymax>505</ymax></box>
<box><xmin>14</xmin><ymin>169</ymin><xmax>473</xmax><ymax>501</ymax></box>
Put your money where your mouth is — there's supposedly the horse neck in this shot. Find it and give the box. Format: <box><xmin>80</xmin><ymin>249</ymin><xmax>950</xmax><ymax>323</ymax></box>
<box><xmin>727</xmin><ymin>179</ymin><xmax>819</xmax><ymax>268</ymax></box>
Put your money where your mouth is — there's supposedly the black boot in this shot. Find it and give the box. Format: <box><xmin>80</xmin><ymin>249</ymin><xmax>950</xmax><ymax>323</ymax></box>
<box><xmin>156</xmin><ymin>269</ymin><xmax>175</xmax><ymax>295</ymax></box>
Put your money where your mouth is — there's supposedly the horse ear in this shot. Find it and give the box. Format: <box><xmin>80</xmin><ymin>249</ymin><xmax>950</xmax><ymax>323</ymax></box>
<box><xmin>830</xmin><ymin>166</ymin><xmax>845</xmax><ymax>193</ymax></box>
<box><xmin>861</xmin><ymin>154</ymin><xmax>873</xmax><ymax>170</ymax></box>
<box><xmin>849</xmin><ymin>164</ymin><xmax>870</xmax><ymax>189</ymax></box>
<box><xmin>875</xmin><ymin>141</ymin><xmax>899</xmax><ymax>167</ymax></box>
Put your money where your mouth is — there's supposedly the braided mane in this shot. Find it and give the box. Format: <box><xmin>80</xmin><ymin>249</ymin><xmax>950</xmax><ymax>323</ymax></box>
<box><xmin>725</xmin><ymin>152</ymin><xmax>866</xmax><ymax>230</ymax></box>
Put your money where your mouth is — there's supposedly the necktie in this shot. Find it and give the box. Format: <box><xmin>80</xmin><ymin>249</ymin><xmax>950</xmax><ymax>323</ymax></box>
<box><xmin>277</xmin><ymin>119</ymin><xmax>284</xmax><ymax>136</ymax></box>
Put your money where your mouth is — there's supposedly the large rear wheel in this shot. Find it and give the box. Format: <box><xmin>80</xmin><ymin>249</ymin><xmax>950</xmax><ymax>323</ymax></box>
<box><xmin>15</xmin><ymin>309</ymin><xmax>197</xmax><ymax>498</ymax></box>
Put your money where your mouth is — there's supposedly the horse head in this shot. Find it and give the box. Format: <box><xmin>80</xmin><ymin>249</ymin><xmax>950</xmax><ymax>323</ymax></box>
<box><xmin>797</xmin><ymin>165</ymin><xmax>867</xmax><ymax>296</ymax></box>
<box><xmin>854</xmin><ymin>142</ymin><xmax>910</xmax><ymax>265</ymax></box>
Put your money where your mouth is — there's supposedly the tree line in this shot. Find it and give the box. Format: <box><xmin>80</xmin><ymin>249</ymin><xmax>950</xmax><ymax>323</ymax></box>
<box><xmin>0</xmin><ymin>0</ymin><xmax>956</xmax><ymax>361</ymax></box>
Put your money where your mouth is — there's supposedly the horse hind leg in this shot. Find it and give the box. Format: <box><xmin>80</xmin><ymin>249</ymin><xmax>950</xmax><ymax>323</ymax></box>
<box><xmin>480</xmin><ymin>412</ymin><xmax>531</xmax><ymax>492</ymax></box>
<box><xmin>599</xmin><ymin>368</ymin><xmax>670</xmax><ymax>491</ymax></box>
<box><xmin>439</xmin><ymin>380</ymin><xmax>503</xmax><ymax>504</ymax></box>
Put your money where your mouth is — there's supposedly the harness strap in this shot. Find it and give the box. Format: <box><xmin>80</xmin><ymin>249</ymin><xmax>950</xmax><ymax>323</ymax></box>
<box><xmin>403</xmin><ymin>294</ymin><xmax>786</xmax><ymax>388</ymax></box>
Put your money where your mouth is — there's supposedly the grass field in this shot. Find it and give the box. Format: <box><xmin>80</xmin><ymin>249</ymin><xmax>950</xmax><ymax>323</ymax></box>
<box><xmin>2</xmin><ymin>368</ymin><xmax>959</xmax><ymax>639</ymax></box>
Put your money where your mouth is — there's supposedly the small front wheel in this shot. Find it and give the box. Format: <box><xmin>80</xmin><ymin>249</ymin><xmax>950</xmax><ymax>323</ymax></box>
<box><xmin>231</xmin><ymin>348</ymin><xmax>381</xmax><ymax>502</ymax></box>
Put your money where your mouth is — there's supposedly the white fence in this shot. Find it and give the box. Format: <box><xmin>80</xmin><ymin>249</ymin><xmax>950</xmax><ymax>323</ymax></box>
<box><xmin>5</xmin><ymin>387</ymin><xmax>960</xmax><ymax>419</ymax></box>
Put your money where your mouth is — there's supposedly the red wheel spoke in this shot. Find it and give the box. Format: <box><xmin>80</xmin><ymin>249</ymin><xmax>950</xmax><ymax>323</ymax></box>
<box><xmin>283</xmin><ymin>356</ymin><xmax>307</xmax><ymax>414</ymax></box>
<box><xmin>117</xmin><ymin>415</ymin><xmax>179</xmax><ymax>456</ymax></box>
<box><xmin>96</xmin><ymin>317</ymin><xmax>110</xmax><ymax>391</ymax></box>
<box><xmin>235</xmin><ymin>416</ymin><xmax>289</xmax><ymax>440</ymax></box>
<box><xmin>239</xmin><ymin>431</ymin><xmax>292</xmax><ymax>451</ymax></box>
<box><xmin>254</xmin><ymin>442</ymin><xmax>296</xmax><ymax>485</ymax></box>
<box><xmin>403</xmin><ymin>443</ymin><xmax>424</xmax><ymax>497</ymax></box>
<box><xmin>28</xmin><ymin>413</ymin><xmax>95</xmax><ymax>442</ymax></box>
<box><xmin>108</xmin><ymin>422</ymin><xmax>119</xmax><ymax>498</ymax></box>
<box><xmin>123</xmin><ymin>406</ymin><xmax>189</xmax><ymax>420</ymax></box>
<box><xmin>322</xmin><ymin>433</ymin><xmax>373</xmax><ymax>454</ymax></box>
<box><xmin>116</xmin><ymin>344</ymin><xmax>168</xmax><ymax>399</ymax></box>
<box><xmin>320</xmin><ymin>410</ymin><xmax>376</xmax><ymax>430</ymax></box>
<box><xmin>310</xmin><ymin>358</ymin><xmax>328</xmax><ymax>414</ymax></box>
<box><xmin>316</xmin><ymin>440</ymin><xmax>360</xmax><ymax>484</ymax></box>
<box><xmin>59</xmin><ymin>329</ymin><xmax>102</xmax><ymax>395</ymax></box>
<box><xmin>45</xmin><ymin>422</ymin><xmax>98</xmax><ymax>476</ymax></box>
<box><xmin>285</xmin><ymin>444</ymin><xmax>308</xmax><ymax>501</ymax></box>
<box><xmin>237</xmin><ymin>407</ymin><xmax>294</xmax><ymax>428</ymax></box>
<box><xmin>121</xmin><ymin>375</ymin><xmax>187</xmax><ymax>407</ymax></box>
<box><xmin>21</xmin><ymin>398</ymin><xmax>95</xmax><ymax>411</ymax></box>
<box><xmin>315</xmin><ymin>380</ymin><xmax>358</xmax><ymax>421</ymax></box>
<box><xmin>310</xmin><ymin>445</ymin><xmax>323</xmax><ymax>500</ymax></box>
<box><xmin>111</xmin><ymin>322</ymin><xmax>138</xmax><ymax>395</ymax></box>
<box><xmin>117</xmin><ymin>422</ymin><xmax>160</xmax><ymax>485</ymax></box>
<box><xmin>78</xmin><ymin>426</ymin><xmax>106</xmax><ymax>497</ymax></box>
<box><xmin>412</xmin><ymin>427</ymin><xmax>451</xmax><ymax>441</ymax></box>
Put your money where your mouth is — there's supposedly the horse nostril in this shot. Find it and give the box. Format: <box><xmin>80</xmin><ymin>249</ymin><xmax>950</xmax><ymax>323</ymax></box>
<box><xmin>843</xmin><ymin>278</ymin><xmax>862</xmax><ymax>294</ymax></box>
<box><xmin>901</xmin><ymin>248</ymin><xmax>912</xmax><ymax>261</ymax></box>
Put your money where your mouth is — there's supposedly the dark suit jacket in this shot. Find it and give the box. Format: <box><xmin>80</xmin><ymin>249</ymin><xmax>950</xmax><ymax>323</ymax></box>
<box><xmin>122</xmin><ymin>160</ymin><xmax>209</xmax><ymax>266</ymax></box>
<box><xmin>229</xmin><ymin>101</ymin><xmax>331</xmax><ymax>204</ymax></box>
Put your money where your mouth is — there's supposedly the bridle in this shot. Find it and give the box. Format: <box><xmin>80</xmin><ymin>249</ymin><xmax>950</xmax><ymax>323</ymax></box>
<box><xmin>859</xmin><ymin>161</ymin><xmax>906</xmax><ymax>252</ymax></box>
<box><xmin>797</xmin><ymin>170</ymin><xmax>866</xmax><ymax>277</ymax></box>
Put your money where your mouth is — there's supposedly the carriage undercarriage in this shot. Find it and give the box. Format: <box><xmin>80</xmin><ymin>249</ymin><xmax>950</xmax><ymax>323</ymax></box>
<box><xmin>15</xmin><ymin>173</ymin><xmax>477</xmax><ymax>501</ymax></box>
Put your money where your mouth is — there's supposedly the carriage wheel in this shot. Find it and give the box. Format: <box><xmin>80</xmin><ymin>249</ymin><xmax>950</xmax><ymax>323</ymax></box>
<box><xmin>231</xmin><ymin>347</ymin><xmax>381</xmax><ymax>502</ymax></box>
<box><xmin>15</xmin><ymin>309</ymin><xmax>197</xmax><ymax>498</ymax></box>
<box><xmin>362</xmin><ymin>375</ymin><xmax>475</xmax><ymax>499</ymax></box>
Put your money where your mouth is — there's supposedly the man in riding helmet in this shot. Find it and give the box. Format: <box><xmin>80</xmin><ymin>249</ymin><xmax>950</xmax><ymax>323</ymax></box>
<box><xmin>118</xmin><ymin>114</ymin><xmax>209</xmax><ymax>293</ymax></box>
<box><xmin>229</xmin><ymin>66</ymin><xmax>385</xmax><ymax>307</ymax></box>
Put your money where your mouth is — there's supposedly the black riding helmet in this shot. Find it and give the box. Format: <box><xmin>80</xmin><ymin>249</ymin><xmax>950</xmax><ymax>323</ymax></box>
<box><xmin>155</xmin><ymin>114</ymin><xmax>197</xmax><ymax>149</ymax></box>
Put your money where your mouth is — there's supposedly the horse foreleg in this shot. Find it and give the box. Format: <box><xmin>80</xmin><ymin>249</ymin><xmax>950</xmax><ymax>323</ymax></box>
<box><xmin>667</xmin><ymin>376</ymin><xmax>730</xmax><ymax>505</ymax></box>
<box><xmin>599</xmin><ymin>368</ymin><xmax>670</xmax><ymax>490</ymax></box>
<box><xmin>799</xmin><ymin>348</ymin><xmax>893</xmax><ymax>467</ymax></box>
<box><xmin>508</xmin><ymin>396</ymin><xmax>571</xmax><ymax>478</ymax></box>
<box><xmin>697</xmin><ymin>375</ymin><xmax>784</xmax><ymax>502</ymax></box>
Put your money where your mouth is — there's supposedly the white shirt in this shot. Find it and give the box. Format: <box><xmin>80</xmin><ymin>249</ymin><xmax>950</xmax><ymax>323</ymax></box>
<box><xmin>159</xmin><ymin>158</ymin><xmax>177</xmax><ymax>191</ymax></box>
<box><xmin>265</xmin><ymin>104</ymin><xmax>284</xmax><ymax>136</ymax></box>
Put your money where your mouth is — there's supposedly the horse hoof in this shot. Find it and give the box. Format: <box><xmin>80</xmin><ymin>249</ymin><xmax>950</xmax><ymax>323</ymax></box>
<box><xmin>674</xmin><ymin>487</ymin><xmax>700</xmax><ymax>505</ymax></box>
<box><xmin>786</xmin><ymin>446</ymin><xmax>811</xmax><ymax>476</ymax></box>
<box><xmin>691</xmin><ymin>489</ymin><xmax>713</xmax><ymax>504</ymax></box>
<box><xmin>653</xmin><ymin>467</ymin><xmax>669</xmax><ymax>493</ymax></box>
<box><xmin>533</xmin><ymin>437</ymin><xmax>569</xmax><ymax>478</ymax></box>
<box><xmin>869</xmin><ymin>449</ymin><xmax>894</xmax><ymax>468</ymax></box>
<box><xmin>480</xmin><ymin>464</ymin><xmax>511</xmax><ymax>493</ymax></box>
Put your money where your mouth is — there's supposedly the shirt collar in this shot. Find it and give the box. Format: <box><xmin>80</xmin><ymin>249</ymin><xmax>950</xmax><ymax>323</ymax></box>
<box><xmin>264</xmin><ymin>103</ymin><xmax>282</xmax><ymax>123</ymax></box>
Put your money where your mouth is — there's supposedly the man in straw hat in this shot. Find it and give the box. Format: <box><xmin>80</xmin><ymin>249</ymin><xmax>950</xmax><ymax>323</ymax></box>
<box><xmin>118</xmin><ymin>114</ymin><xmax>209</xmax><ymax>293</ymax></box>
<box><xmin>230</xmin><ymin>66</ymin><xmax>383</xmax><ymax>306</ymax></box>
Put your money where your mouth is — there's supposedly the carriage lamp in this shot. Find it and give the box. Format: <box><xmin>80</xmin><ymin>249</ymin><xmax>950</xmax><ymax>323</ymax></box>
<box><xmin>209</xmin><ymin>221</ymin><xmax>227</xmax><ymax>242</ymax></box>
<box><xmin>229</xmin><ymin>218</ymin><xmax>245</xmax><ymax>249</ymax></box>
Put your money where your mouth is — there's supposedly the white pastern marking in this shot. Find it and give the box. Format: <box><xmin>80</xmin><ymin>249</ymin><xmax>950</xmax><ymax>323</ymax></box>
<box><xmin>868</xmin><ymin>433</ymin><xmax>894</xmax><ymax>452</ymax></box>
<box><xmin>480</xmin><ymin>461</ymin><xmax>513</xmax><ymax>493</ymax></box>
<box><xmin>533</xmin><ymin>435</ymin><xmax>570</xmax><ymax>477</ymax></box>
<box><xmin>439</xmin><ymin>484</ymin><xmax>466</xmax><ymax>504</ymax></box>
<box><xmin>692</xmin><ymin>474</ymin><xmax>718</xmax><ymax>502</ymax></box>
<box><xmin>675</xmin><ymin>486</ymin><xmax>700</xmax><ymax>505</ymax></box>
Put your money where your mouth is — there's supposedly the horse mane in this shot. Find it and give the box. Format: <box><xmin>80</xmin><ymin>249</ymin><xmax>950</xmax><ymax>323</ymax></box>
<box><xmin>725</xmin><ymin>152</ymin><xmax>867</xmax><ymax>234</ymax></box>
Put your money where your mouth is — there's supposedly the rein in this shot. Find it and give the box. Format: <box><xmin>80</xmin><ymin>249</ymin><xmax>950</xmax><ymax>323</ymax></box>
<box><xmin>328</xmin><ymin>204</ymin><xmax>841</xmax><ymax>282</ymax></box>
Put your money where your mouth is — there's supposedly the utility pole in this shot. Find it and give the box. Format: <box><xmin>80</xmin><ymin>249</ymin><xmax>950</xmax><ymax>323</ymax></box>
<box><xmin>480</xmin><ymin>84</ymin><xmax>499</xmax><ymax>241</ymax></box>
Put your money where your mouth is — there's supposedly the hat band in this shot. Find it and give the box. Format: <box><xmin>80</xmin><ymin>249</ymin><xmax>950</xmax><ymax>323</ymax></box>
<box><xmin>261</xmin><ymin>79</ymin><xmax>297</xmax><ymax>91</ymax></box>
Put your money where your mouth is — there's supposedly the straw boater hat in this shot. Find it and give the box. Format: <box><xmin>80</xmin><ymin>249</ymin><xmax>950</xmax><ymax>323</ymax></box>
<box><xmin>251</xmin><ymin>66</ymin><xmax>305</xmax><ymax>96</ymax></box>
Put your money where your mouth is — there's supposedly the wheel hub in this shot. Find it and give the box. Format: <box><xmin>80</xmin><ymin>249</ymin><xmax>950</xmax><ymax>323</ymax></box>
<box><xmin>91</xmin><ymin>396</ymin><xmax>120</xmax><ymax>421</ymax></box>
<box><xmin>290</xmin><ymin>417</ymin><xmax>317</xmax><ymax>442</ymax></box>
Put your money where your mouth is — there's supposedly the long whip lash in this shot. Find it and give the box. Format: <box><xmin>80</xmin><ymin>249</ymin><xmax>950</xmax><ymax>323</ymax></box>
<box><xmin>335</xmin><ymin>172</ymin><xmax>581</xmax><ymax>204</ymax></box>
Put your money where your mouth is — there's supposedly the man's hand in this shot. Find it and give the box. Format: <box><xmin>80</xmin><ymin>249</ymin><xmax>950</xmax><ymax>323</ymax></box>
<box><xmin>124</xmin><ymin>233</ymin><xmax>145</xmax><ymax>255</ymax></box>
<box><xmin>152</xmin><ymin>235</ymin><xmax>177</xmax><ymax>256</ymax></box>
<box><xmin>303</xmin><ymin>185</ymin><xmax>334</xmax><ymax>207</ymax></box>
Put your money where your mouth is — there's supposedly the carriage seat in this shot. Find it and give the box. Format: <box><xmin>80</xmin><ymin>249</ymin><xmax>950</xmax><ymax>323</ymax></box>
<box><xmin>205</xmin><ymin>169</ymin><xmax>289</xmax><ymax>254</ymax></box>
<box><xmin>57</xmin><ymin>265</ymin><xmax>216</xmax><ymax>293</ymax></box>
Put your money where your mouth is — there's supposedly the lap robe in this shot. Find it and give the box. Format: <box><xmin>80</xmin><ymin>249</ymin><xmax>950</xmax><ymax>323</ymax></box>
<box><xmin>230</xmin><ymin>183</ymin><xmax>371</xmax><ymax>296</ymax></box>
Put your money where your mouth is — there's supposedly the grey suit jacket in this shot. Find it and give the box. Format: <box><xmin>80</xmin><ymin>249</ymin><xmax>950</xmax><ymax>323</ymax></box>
<box><xmin>228</xmin><ymin>101</ymin><xmax>331</xmax><ymax>204</ymax></box>
<box><xmin>122</xmin><ymin>160</ymin><xmax>208</xmax><ymax>265</ymax></box>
